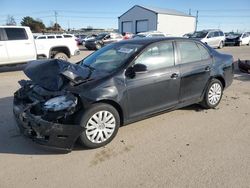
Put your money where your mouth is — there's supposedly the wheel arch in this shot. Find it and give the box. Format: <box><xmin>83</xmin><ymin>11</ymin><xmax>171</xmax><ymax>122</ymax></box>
<box><xmin>49</xmin><ymin>46</ymin><xmax>70</xmax><ymax>58</ymax></box>
<box><xmin>94</xmin><ymin>99</ymin><xmax>124</xmax><ymax>126</ymax></box>
<box><xmin>212</xmin><ymin>76</ymin><xmax>225</xmax><ymax>88</ymax></box>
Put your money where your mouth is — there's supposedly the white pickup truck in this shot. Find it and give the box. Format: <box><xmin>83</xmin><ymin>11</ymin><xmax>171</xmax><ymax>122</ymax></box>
<box><xmin>0</xmin><ymin>26</ymin><xmax>80</xmax><ymax>65</ymax></box>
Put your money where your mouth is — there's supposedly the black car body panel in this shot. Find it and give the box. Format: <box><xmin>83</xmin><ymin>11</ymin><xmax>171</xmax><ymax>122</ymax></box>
<box><xmin>13</xmin><ymin>38</ymin><xmax>234</xmax><ymax>150</ymax></box>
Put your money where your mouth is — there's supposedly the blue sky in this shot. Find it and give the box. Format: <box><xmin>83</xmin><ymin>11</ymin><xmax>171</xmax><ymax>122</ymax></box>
<box><xmin>1</xmin><ymin>0</ymin><xmax>250</xmax><ymax>32</ymax></box>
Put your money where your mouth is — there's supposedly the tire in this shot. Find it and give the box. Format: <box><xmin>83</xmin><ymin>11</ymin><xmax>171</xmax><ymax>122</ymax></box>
<box><xmin>77</xmin><ymin>103</ymin><xmax>120</xmax><ymax>149</ymax></box>
<box><xmin>218</xmin><ymin>41</ymin><xmax>223</xmax><ymax>49</ymax></box>
<box><xmin>201</xmin><ymin>79</ymin><xmax>223</xmax><ymax>109</ymax></box>
<box><xmin>53</xmin><ymin>52</ymin><xmax>68</xmax><ymax>61</ymax></box>
<box><xmin>95</xmin><ymin>43</ymin><xmax>102</xmax><ymax>50</ymax></box>
<box><xmin>247</xmin><ymin>41</ymin><xmax>250</xmax><ymax>46</ymax></box>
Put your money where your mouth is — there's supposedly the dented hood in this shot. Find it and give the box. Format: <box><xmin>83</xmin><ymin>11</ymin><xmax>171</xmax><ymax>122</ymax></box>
<box><xmin>24</xmin><ymin>59</ymin><xmax>91</xmax><ymax>91</ymax></box>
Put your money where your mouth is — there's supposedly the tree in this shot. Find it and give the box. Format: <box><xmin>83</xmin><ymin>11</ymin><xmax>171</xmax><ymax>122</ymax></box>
<box><xmin>6</xmin><ymin>15</ymin><xmax>16</xmax><ymax>26</ymax></box>
<box><xmin>21</xmin><ymin>16</ymin><xmax>45</xmax><ymax>32</ymax></box>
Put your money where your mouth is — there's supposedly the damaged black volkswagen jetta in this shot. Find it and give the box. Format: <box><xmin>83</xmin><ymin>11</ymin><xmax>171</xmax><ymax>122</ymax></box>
<box><xmin>13</xmin><ymin>38</ymin><xmax>234</xmax><ymax>151</ymax></box>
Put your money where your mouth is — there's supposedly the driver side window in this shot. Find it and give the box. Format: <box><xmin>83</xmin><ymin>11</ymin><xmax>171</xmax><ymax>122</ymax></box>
<box><xmin>134</xmin><ymin>42</ymin><xmax>175</xmax><ymax>71</ymax></box>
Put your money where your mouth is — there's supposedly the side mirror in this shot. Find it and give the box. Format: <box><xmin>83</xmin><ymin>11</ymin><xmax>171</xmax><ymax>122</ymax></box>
<box><xmin>125</xmin><ymin>64</ymin><xmax>148</xmax><ymax>78</ymax></box>
<box><xmin>133</xmin><ymin>63</ymin><xmax>147</xmax><ymax>73</ymax></box>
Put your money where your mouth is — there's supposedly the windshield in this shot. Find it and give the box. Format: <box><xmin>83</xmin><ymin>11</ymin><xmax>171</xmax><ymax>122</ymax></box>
<box><xmin>191</xmin><ymin>31</ymin><xmax>208</xmax><ymax>38</ymax></box>
<box><xmin>79</xmin><ymin>43</ymin><xmax>142</xmax><ymax>73</ymax></box>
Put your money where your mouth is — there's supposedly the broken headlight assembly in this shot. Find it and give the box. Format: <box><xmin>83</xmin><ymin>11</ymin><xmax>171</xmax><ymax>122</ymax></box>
<box><xmin>43</xmin><ymin>94</ymin><xmax>78</xmax><ymax>112</ymax></box>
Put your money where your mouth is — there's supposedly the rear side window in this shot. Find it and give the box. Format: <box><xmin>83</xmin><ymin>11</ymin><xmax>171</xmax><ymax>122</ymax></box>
<box><xmin>177</xmin><ymin>41</ymin><xmax>210</xmax><ymax>64</ymax></box>
<box><xmin>134</xmin><ymin>42</ymin><xmax>175</xmax><ymax>70</ymax></box>
<box><xmin>0</xmin><ymin>29</ymin><xmax>3</xmax><ymax>41</ymax></box>
<box><xmin>5</xmin><ymin>28</ymin><xmax>28</xmax><ymax>40</ymax></box>
<box><xmin>214</xmin><ymin>32</ymin><xmax>220</xmax><ymax>37</ymax></box>
<box><xmin>63</xmin><ymin>35</ymin><xmax>73</xmax><ymax>38</ymax></box>
<box><xmin>37</xmin><ymin>36</ymin><xmax>46</xmax><ymax>39</ymax></box>
<box><xmin>56</xmin><ymin>36</ymin><xmax>62</xmax><ymax>38</ymax></box>
<box><xmin>47</xmin><ymin>36</ymin><xmax>55</xmax><ymax>39</ymax></box>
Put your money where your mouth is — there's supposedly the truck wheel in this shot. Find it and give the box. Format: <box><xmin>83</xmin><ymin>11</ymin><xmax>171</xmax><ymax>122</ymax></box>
<box><xmin>54</xmin><ymin>52</ymin><xmax>68</xmax><ymax>61</ymax></box>
<box><xmin>77</xmin><ymin>103</ymin><xmax>120</xmax><ymax>149</ymax></box>
<box><xmin>201</xmin><ymin>79</ymin><xmax>223</xmax><ymax>109</ymax></box>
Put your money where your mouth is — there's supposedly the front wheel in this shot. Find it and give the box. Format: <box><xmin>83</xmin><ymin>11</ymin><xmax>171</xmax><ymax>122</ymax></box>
<box><xmin>53</xmin><ymin>52</ymin><xmax>68</xmax><ymax>61</ymax></box>
<box><xmin>77</xmin><ymin>103</ymin><xmax>120</xmax><ymax>149</ymax></box>
<box><xmin>201</xmin><ymin>79</ymin><xmax>223</xmax><ymax>109</ymax></box>
<box><xmin>95</xmin><ymin>43</ymin><xmax>102</xmax><ymax>50</ymax></box>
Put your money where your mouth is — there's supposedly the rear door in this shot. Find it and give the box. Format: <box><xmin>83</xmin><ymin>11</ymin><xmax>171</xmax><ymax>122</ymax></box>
<box><xmin>125</xmin><ymin>41</ymin><xmax>180</xmax><ymax>119</ymax></box>
<box><xmin>0</xmin><ymin>28</ymin><xmax>9</xmax><ymax>64</ymax></box>
<box><xmin>176</xmin><ymin>41</ymin><xmax>212</xmax><ymax>103</ymax></box>
<box><xmin>4</xmin><ymin>27</ymin><xmax>36</xmax><ymax>64</ymax></box>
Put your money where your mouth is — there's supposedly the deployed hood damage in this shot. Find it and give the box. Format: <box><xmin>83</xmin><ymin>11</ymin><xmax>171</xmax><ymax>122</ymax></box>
<box><xmin>24</xmin><ymin>59</ymin><xmax>91</xmax><ymax>91</ymax></box>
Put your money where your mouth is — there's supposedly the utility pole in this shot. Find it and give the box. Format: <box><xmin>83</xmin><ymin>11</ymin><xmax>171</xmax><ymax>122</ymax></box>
<box><xmin>54</xmin><ymin>11</ymin><xmax>58</xmax><ymax>31</ymax></box>
<box><xmin>195</xmin><ymin>10</ymin><xmax>199</xmax><ymax>31</ymax></box>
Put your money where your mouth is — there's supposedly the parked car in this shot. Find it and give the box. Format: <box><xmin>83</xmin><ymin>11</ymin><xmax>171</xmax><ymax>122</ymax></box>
<box><xmin>0</xmin><ymin>26</ymin><xmax>80</xmax><ymax>65</ymax></box>
<box><xmin>35</xmin><ymin>34</ymin><xmax>80</xmax><ymax>61</ymax></box>
<box><xmin>85</xmin><ymin>33</ymin><xmax>123</xmax><ymax>50</ymax></box>
<box><xmin>81</xmin><ymin>34</ymin><xmax>97</xmax><ymax>45</ymax></box>
<box><xmin>133</xmin><ymin>31</ymin><xmax>169</xmax><ymax>38</ymax></box>
<box><xmin>183</xmin><ymin>32</ymin><xmax>194</xmax><ymax>38</ymax></box>
<box><xmin>190</xmin><ymin>29</ymin><xmax>225</xmax><ymax>49</ymax></box>
<box><xmin>13</xmin><ymin>37</ymin><xmax>234</xmax><ymax>151</ymax></box>
<box><xmin>238</xmin><ymin>59</ymin><xmax>250</xmax><ymax>73</ymax></box>
<box><xmin>75</xmin><ymin>34</ymin><xmax>87</xmax><ymax>45</ymax></box>
<box><xmin>225</xmin><ymin>32</ymin><xmax>250</xmax><ymax>46</ymax></box>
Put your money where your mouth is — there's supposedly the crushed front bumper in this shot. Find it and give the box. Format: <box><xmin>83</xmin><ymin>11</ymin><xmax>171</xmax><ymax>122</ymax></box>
<box><xmin>13</xmin><ymin>99</ymin><xmax>83</xmax><ymax>151</ymax></box>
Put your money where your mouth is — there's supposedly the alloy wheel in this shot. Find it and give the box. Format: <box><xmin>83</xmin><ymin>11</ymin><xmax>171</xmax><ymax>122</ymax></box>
<box><xmin>85</xmin><ymin>111</ymin><xmax>116</xmax><ymax>143</ymax></box>
<box><xmin>208</xmin><ymin>83</ymin><xmax>222</xmax><ymax>105</ymax></box>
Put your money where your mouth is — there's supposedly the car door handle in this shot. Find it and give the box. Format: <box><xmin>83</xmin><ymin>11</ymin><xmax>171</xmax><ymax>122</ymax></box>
<box><xmin>171</xmin><ymin>73</ymin><xmax>179</xmax><ymax>79</ymax></box>
<box><xmin>205</xmin><ymin>66</ymin><xmax>211</xmax><ymax>72</ymax></box>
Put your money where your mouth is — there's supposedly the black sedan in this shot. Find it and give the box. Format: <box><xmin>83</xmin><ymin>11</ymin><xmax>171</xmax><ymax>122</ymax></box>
<box><xmin>85</xmin><ymin>33</ymin><xmax>123</xmax><ymax>50</ymax></box>
<box><xmin>13</xmin><ymin>38</ymin><xmax>234</xmax><ymax>151</ymax></box>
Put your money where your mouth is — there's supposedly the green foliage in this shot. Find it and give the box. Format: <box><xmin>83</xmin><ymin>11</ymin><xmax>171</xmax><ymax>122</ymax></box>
<box><xmin>21</xmin><ymin>16</ymin><xmax>46</xmax><ymax>32</ymax></box>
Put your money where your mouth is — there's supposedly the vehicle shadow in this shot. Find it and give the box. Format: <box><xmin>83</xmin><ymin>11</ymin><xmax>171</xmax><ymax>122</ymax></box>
<box><xmin>0</xmin><ymin>96</ymin><xmax>84</xmax><ymax>155</ymax></box>
<box><xmin>0</xmin><ymin>63</ymin><xmax>27</xmax><ymax>73</ymax></box>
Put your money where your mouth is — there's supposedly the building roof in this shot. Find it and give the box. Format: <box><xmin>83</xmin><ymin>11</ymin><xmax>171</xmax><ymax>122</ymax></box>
<box><xmin>119</xmin><ymin>5</ymin><xmax>195</xmax><ymax>18</ymax></box>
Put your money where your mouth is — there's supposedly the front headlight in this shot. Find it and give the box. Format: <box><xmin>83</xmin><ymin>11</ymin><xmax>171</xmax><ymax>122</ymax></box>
<box><xmin>43</xmin><ymin>94</ymin><xmax>78</xmax><ymax>112</ymax></box>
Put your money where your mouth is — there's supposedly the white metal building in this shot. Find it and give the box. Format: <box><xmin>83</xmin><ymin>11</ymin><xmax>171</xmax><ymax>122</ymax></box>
<box><xmin>118</xmin><ymin>5</ymin><xmax>196</xmax><ymax>36</ymax></box>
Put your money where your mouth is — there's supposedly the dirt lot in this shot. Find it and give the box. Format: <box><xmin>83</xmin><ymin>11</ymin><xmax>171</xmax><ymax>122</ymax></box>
<box><xmin>0</xmin><ymin>46</ymin><xmax>249</xmax><ymax>188</ymax></box>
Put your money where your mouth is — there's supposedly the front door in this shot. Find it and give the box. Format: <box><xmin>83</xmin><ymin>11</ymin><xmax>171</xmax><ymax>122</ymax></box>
<box><xmin>125</xmin><ymin>41</ymin><xmax>180</xmax><ymax>119</ymax></box>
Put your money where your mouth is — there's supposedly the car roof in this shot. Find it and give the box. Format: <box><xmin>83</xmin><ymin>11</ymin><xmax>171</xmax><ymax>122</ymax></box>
<box><xmin>118</xmin><ymin>37</ymin><xmax>199</xmax><ymax>45</ymax></box>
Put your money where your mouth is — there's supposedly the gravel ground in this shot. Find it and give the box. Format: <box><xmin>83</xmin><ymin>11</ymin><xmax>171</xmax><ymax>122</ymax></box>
<box><xmin>0</xmin><ymin>45</ymin><xmax>249</xmax><ymax>188</ymax></box>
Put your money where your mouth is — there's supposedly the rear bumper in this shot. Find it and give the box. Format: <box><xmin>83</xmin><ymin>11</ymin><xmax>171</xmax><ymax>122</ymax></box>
<box><xmin>13</xmin><ymin>99</ymin><xmax>83</xmax><ymax>151</ymax></box>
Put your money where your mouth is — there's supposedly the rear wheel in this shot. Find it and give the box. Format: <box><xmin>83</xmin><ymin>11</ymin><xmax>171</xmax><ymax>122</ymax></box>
<box><xmin>77</xmin><ymin>103</ymin><xmax>120</xmax><ymax>149</ymax></box>
<box><xmin>218</xmin><ymin>41</ymin><xmax>223</xmax><ymax>49</ymax></box>
<box><xmin>53</xmin><ymin>52</ymin><xmax>68</xmax><ymax>61</ymax></box>
<box><xmin>201</xmin><ymin>79</ymin><xmax>223</xmax><ymax>109</ymax></box>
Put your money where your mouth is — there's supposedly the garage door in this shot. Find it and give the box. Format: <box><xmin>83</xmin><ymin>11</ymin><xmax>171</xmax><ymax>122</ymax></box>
<box><xmin>136</xmin><ymin>20</ymin><xmax>148</xmax><ymax>33</ymax></box>
<box><xmin>122</xmin><ymin>21</ymin><xmax>133</xmax><ymax>33</ymax></box>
